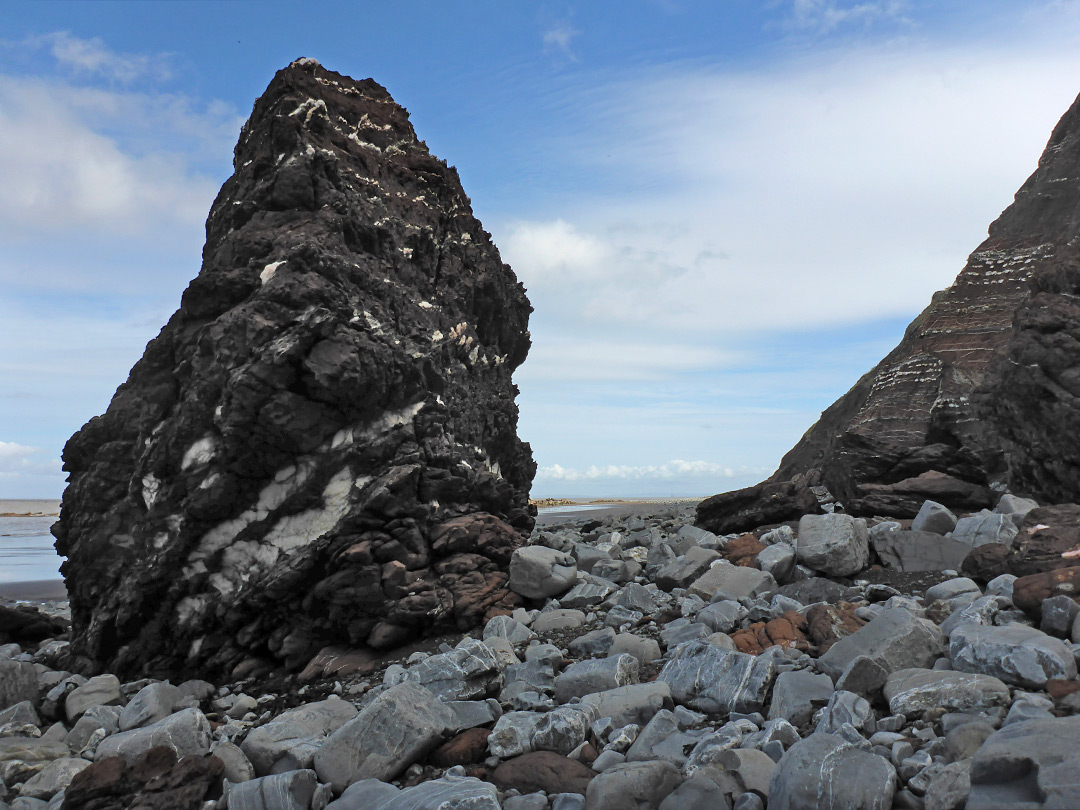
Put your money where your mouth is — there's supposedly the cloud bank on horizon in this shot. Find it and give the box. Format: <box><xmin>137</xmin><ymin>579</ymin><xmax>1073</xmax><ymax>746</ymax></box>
<box><xmin>2</xmin><ymin>1</ymin><xmax>1080</xmax><ymax>499</ymax></box>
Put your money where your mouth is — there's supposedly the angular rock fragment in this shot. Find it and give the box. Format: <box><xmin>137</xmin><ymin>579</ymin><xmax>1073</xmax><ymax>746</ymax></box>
<box><xmin>94</xmin><ymin>708</ymin><xmax>211</xmax><ymax>765</ymax></box>
<box><xmin>817</xmin><ymin>608</ymin><xmax>943</xmax><ymax>680</ymax></box>
<box><xmin>658</xmin><ymin>640</ymin><xmax>776</xmax><ymax>714</ymax></box>
<box><xmin>968</xmin><ymin>716</ymin><xmax>1080</xmax><ymax>809</ymax></box>
<box><xmin>770</xmin><ymin>734</ymin><xmax>897</xmax><ymax>810</ymax></box>
<box><xmin>796</xmin><ymin>514</ymin><xmax>869</xmax><ymax>577</ymax></box>
<box><xmin>313</xmin><ymin>682</ymin><xmax>453</xmax><ymax>791</ymax></box>
<box><xmin>883</xmin><ymin>669</ymin><xmax>1010</xmax><ymax>716</ymax></box>
<box><xmin>240</xmin><ymin>697</ymin><xmax>357</xmax><ymax>776</ymax></box>
<box><xmin>53</xmin><ymin>58</ymin><xmax>535</xmax><ymax>678</ymax></box>
<box><xmin>950</xmin><ymin>623</ymin><xmax>1077</xmax><ymax>687</ymax></box>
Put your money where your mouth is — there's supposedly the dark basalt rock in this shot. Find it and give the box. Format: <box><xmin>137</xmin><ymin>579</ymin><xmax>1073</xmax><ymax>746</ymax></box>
<box><xmin>53</xmin><ymin>58</ymin><xmax>535</xmax><ymax>679</ymax></box>
<box><xmin>700</xmin><ymin>88</ymin><xmax>1080</xmax><ymax>526</ymax></box>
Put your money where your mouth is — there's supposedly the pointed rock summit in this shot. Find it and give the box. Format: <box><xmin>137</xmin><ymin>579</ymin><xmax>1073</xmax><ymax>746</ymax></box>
<box><xmin>54</xmin><ymin>59</ymin><xmax>535</xmax><ymax>678</ymax></box>
<box><xmin>700</xmin><ymin>89</ymin><xmax>1080</xmax><ymax>533</ymax></box>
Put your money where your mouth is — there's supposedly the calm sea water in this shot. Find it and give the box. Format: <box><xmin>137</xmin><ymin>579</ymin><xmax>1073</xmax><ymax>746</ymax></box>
<box><xmin>0</xmin><ymin>516</ymin><xmax>64</xmax><ymax>583</ymax></box>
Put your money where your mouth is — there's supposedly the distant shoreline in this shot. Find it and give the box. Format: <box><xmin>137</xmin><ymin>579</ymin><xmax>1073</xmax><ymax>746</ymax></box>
<box><xmin>0</xmin><ymin>499</ymin><xmax>60</xmax><ymax>517</ymax></box>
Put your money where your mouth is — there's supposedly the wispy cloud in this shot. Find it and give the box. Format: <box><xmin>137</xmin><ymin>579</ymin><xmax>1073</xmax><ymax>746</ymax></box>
<box><xmin>31</xmin><ymin>31</ymin><xmax>172</xmax><ymax>83</ymax></box>
<box><xmin>787</xmin><ymin>0</ymin><xmax>911</xmax><ymax>32</ymax></box>
<box><xmin>542</xmin><ymin>21</ymin><xmax>581</xmax><ymax>61</ymax></box>
<box><xmin>0</xmin><ymin>441</ymin><xmax>61</xmax><ymax>481</ymax></box>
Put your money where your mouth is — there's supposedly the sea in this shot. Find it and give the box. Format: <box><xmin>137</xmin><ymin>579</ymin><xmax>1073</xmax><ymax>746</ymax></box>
<box><xmin>0</xmin><ymin>500</ymin><xmax>64</xmax><ymax>585</ymax></box>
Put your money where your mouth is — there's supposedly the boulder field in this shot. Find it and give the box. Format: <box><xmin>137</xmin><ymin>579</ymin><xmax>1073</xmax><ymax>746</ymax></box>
<box><xmin>51</xmin><ymin>58</ymin><xmax>535</xmax><ymax>681</ymax></box>
<box><xmin>5</xmin><ymin>490</ymin><xmax>1080</xmax><ymax>809</ymax></box>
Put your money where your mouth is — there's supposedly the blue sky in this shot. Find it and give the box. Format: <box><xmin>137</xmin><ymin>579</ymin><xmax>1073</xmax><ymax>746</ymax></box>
<box><xmin>3</xmin><ymin>1</ymin><xmax>1080</xmax><ymax>499</ymax></box>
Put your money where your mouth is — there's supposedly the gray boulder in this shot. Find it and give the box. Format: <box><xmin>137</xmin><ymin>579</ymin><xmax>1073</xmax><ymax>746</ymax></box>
<box><xmin>625</xmin><ymin>709</ymin><xmax>697</xmax><ymax>767</ymax></box>
<box><xmin>509</xmin><ymin>546</ymin><xmax>578</xmax><ymax>600</ymax></box>
<box><xmin>585</xmin><ymin>760</ymin><xmax>682</xmax><ymax>810</ymax></box>
<box><xmin>950</xmin><ymin>624</ymin><xmax>1077</xmax><ymax>687</ymax></box>
<box><xmin>532</xmin><ymin>609</ymin><xmax>586</xmax><ymax>633</ymax></box>
<box><xmin>94</xmin><ymin>707</ymin><xmax>210</xmax><ymax>764</ymax></box>
<box><xmin>313</xmin><ymin>682</ymin><xmax>454</xmax><ymax>791</ymax></box>
<box><xmin>226</xmin><ymin>769</ymin><xmax>323</xmax><ymax>810</ymax></box>
<box><xmin>757</xmin><ymin>544</ymin><xmax>796</xmax><ymax>583</ymax></box>
<box><xmin>656</xmin><ymin>547</ymin><xmax>722</xmax><ymax>592</ymax></box>
<box><xmin>814</xmin><ymin>691</ymin><xmax>874</xmax><ymax>736</ymax></box>
<box><xmin>378</xmin><ymin>773</ymin><xmax>500</xmax><ymax>810</ymax></box>
<box><xmin>870</xmin><ymin>530</ymin><xmax>972</xmax><ymax>572</ymax></box>
<box><xmin>768</xmin><ymin>670</ymin><xmax>834</xmax><ymax>727</ymax></box>
<box><xmin>911</xmin><ymin>501</ymin><xmax>958</xmax><ymax>535</ymax></box>
<box><xmin>0</xmin><ymin>661</ymin><xmax>38</xmax><ymax>710</ymax></box>
<box><xmin>687</xmin><ymin>562</ymin><xmax>775</xmax><ymax>602</ymax></box>
<box><xmin>968</xmin><ymin>716</ymin><xmax>1080</xmax><ymax>809</ymax></box>
<box><xmin>950</xmin><ymin>512</ymin><xmax>1018</xmax><ymax>549</ymax></box>
<box><xmin>0</xmin><ymin>737</ymin><xmax>69</xmax><ymax>785</ymax></box>
<box><xmin>484</xmin><ymin>616</ymin><xmax>535</xmax><ymax>645</ymax></box>
<box><xmin>118</xmin><ymin>682</ymin><xmax>185</xmax><ymax>731</ymax></box>
<box><xmin>569</xmin><ymin>628</ymin><xmax>616</xmax><ymax>658</ymax></box>
<box><xmin>608</xmin><ymin>634</ymin><xmax>662</xmax><ymax>665</ymax></box>
<box><xmin>925</xmin><ymin>577</ymin><xmax>982</xmax><ymax>605</ymax></box>
<box><xmin>554</xmin><ymin>655</ymin><xmax>639</xmax><ymax>703</ymax></box>
<box><xmin>658</xmin><ymin>640</ymin><xmax>776</xmax><ymax>714</ymax></box>
<box><xmin>64</xmin><ymin>675</ymin><xmax>121</xmax><ymax>723</ymax></box>
<box><xmin>402</xmin><ymin>638</ymin><xmax>502</xmax><ymax>701</ymax></box>
<box><xmin>501</xmin><ymin>659</ymin><xmax>556</xmax><ymax>704</ymax></box>
<box><xmin>884</xmin><ymin>669</ymin><xmax>1010</xmax><ymax>716</ymax></box>
<box><xmin>796</xmin><ymin>514</ymin><xmax>869</xmax><ymax>577</ymax></box>
<box><xmin>769</xmin><ymin>734</ymin><xmax>896</xmax><ymax>810</ymax></box>
<box><xmin>696</xmin><ymin>601</ymin><xmax>748</xmax><ymax>634</ymax></box>
<box><xmin>817</xmin><ymin>608</ymin><xmax>943</xmax><ymax>680</ymax></box>
<box><xmin>325</xmin><ymin>778</ymin><xmax>401</xmax><ymax>810</ymax></box>
<box><xmin>580</xmin><ymin>682</ymin><xmax>673</xmax><ymax>729</ymax></box>
<box><xmin>16</xmin><ymin>758</ymin><xmax>90</xmax><ymax>800</ymax></box>
<box><xmin>241</xmin><ymin>697</ymin><xmax>358</xmax><ymax>775</ymax></box>
<box><xmin>532</xmin><ymin>705</ymin><xmax>597</xmax><ymax>756</ymax></box>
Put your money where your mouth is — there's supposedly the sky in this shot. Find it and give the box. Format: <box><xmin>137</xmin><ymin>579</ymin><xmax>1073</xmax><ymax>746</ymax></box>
<box><xmin>3</xmin><ymin>1</ymin><xmax>1080</xmax><ymax>500</ymax></box>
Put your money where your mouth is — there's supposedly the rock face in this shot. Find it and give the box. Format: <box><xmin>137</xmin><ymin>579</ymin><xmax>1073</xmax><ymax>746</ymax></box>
<box><xmin>699</xmin><ymin>88</ymin><xmax>1080</xmax><ymax>529</ymax></box>
<box><xmin>53</xmin><ymin>58</ymin><xmax>535</xmax><ymax>679</ymax></box>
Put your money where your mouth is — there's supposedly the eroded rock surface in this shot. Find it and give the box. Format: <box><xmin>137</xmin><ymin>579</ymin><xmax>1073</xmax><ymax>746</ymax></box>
<box><xmin>53</xmin><ymin>58</ymin><xmax>534</xmax><ymax>679</ymax></box>
<box><xmin>698</xmin><ymin>88</ymin><xmax>1080</xmax><ymax>529</ymax></box>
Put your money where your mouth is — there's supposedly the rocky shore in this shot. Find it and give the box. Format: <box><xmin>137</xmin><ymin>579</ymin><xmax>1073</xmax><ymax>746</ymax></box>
<box><xmin>2</xmin><ymin>493</ymin><xmax>1077</xmax><ymax>809</ymax></box>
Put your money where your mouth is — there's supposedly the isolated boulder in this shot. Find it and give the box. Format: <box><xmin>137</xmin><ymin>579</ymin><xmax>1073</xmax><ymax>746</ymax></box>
<box><xmin>53</xmin><ymin>58</ymin><xmax>535</xmax><ymax>678</ymax></box>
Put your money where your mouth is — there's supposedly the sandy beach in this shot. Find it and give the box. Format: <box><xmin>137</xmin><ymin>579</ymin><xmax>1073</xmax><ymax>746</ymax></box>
<box><xmin>0</xmin><ymin>499</ymin><xmax>60</xmax><ymax>517</ymax></box>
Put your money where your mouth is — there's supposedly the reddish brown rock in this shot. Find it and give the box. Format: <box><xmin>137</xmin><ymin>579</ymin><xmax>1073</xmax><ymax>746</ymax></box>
<box><xmin>806</xmin><ymin>602</ymin><xmax>866</xmax><ymax>653</ymax></box>
<box><xmin>491</xmin><ymin>751</ymin><xmax>595</xmax><ymax>796</ymax></box>
<box><xmin>429</xmin><ymin>727</ymin><xmax>491</xmax><ymax>768</ymax></box>
<box><xmin>847</xmin><ymin>472</ymin><xmax>992</xmax><ymax>518</ymax></box>
<box><xmin>298</xmin><ymin>645</ymin><xmax>381</xmax><ymax>682</ymax></box>
<box><xmin>62</xmin><ymin>747</ymin><xmax>222</xmax><ymax>810</ymax></box>
<box><xmin>1007</xmin><ymin>505</ymin><xmax>1080</xmax><ymax>577</ymax></box>
<box><xmin>961</xmin><ymin>543</ymin><xmax>1012</xmax><ymax>582</ymax></box>
<box><xmin>1047</xmin><ymin>679</ymin><xmax>1080</xmax><ymax>700</ymax></box>
<box><xmin>731</xmin><ymin>626</ymin><xmax>766</xmax><ymax>656</ymax></box>
<box><xmin>724</xmin><ymin>535</ymin><xmax>766</xmax><ymax>567</ymax></box>
<box><xmin>1012</xmin><ymin>566</ymin><xmax>1080</xmax><ymax>617</ymax></box>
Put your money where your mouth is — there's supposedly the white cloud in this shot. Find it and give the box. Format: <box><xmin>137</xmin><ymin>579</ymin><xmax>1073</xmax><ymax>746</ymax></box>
<box><xmin>542</xmin><ymin>22</ymin><xmax>581</xmax><ymax>61</ymax></box>
<box><xmin>0</xmin><ymin>75</ymin><xmax>233</xmax><ymax>238</ymax></box>
<box><xmin>0</xmin><ymin>441</ymin><xmax>60</xmax><ymax>481</ymax></box>
<box><xmin>788</xmin><ymin>0</ymin><xmax>910</xmax><ymax>32</ymax></box>
<box><xmin>537</xmin><ymin>459</ymin><xmax>772</xmax><ymax>481</ymax></box>
<box><xmin>502</xmin><ymin>42</ymin><xmax>1080</xmax><ymax>346</ymax></box>
<box><xmin>0</xmin><ymin>442</ymin><xmax>38</xmax><ymax>459</ymax></box>
<box><xmin>42</xmin><ymin>31</ymin><xmax>172</xmax><ymax>83</ymax></box>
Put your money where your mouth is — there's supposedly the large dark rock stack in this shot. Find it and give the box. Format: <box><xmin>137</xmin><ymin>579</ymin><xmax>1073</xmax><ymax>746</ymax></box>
<box><xmin>700</xmin><ymin>89</ymin><xmax>1080</xmax><ymax>533</ymax></box>
<box><xmin>53</xmin><ymin>58</ymin><xmax>535</xmax><ymax>679</ymax></box>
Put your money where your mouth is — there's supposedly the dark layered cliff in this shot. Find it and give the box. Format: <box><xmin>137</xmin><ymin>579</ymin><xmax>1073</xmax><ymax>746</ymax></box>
<box><xmin>53</xmin><ymin>58</ymin><xmax>535</xmax><ymax>679</ymax></box>
<box><xmin>700</xmin><ymin>89</ymin><xmax>1080</xmax><ymax>532</ymax></box>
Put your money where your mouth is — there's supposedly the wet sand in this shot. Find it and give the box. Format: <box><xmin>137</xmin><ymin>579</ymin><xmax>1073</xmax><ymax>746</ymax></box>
<box><xmin>0</xmin><ymin>499</ymin><xmax>60</xmax><ymax>517</ymax></box>
<box><xmin>535</xmin><ymin>497</ymin><xmax>700</xmax><ymax>526</ymax></box>
<box><xmin>0</xmin><ymin>579</ymin><xmax>67</xmax><ymax>601</ymax></box>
